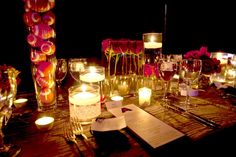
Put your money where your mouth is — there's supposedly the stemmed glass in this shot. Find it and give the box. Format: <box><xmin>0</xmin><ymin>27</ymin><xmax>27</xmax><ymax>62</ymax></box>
<box><xmin>180</xmin><ymin>59</ymin><xmax>202</xmax><ymax>110</ymax></box>
<box><xmin>0</xmin><ymin>68</ymin><xmax>21</xmax><ymax>156</ymax></box>
<box><xmin>157</xmin><ymin>55</ymin><xmax>177</xmax><ymax>103</ymax></box>
<box><xmin>68</xmin><ymin>58</ymin><xmax>87</xmax><ymax>83</ymax></box>
<box><xmin>55</xmin><ymin>58</ymin><xmax>68</xmax><ymax>103</ymax></box>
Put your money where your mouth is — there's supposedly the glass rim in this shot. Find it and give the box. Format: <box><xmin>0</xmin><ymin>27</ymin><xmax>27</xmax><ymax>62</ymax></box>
<box><xmin>68</xmin><ymin>83</ymin><xmax>100</xmax><ymax>93</ymax></box>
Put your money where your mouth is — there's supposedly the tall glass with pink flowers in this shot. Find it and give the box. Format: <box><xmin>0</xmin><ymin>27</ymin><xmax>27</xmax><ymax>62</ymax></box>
<box><xmin>102</xmin><ymin>39</ymin><xmax>144</xmax><ymax>97</ymax></box>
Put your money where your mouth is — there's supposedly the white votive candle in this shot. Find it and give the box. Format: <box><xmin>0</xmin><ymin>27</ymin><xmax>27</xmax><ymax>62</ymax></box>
<box><xmin>35</xmin><ymin>116</ymin><xmax>54</xmax><ymax>131</ymax></box>
<box><xmin>14</xmin><ymin>98</ymin><xmax>28</xmax><ymax>108</ymax></box>
<box><xmin>111</xmin><ymin>95</ymin><xmax>123</xmax><ymax>101</ymax></box>
<box><xmin>138</xmin><ymin>87</ymin><xmax>152</xmax><ymax>106</ymax></box>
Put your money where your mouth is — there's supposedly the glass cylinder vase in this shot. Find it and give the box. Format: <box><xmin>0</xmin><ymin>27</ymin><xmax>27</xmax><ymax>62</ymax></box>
<box><xmin>22</xmin><ymin>0</ymin><xmax>57</xmax><ymax>111</ymax></box>
<box><xmin>102</xmin><ymin>39</ymin><xmax>144</xmax><ymax>97</ymax></box>
<box><xmin>142</xmin><ymin>33</ymin><xmax>163</xmax><ymax>91</ymax></box>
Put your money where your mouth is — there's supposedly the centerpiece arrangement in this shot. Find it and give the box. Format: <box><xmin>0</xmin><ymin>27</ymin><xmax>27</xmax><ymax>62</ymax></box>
<box><xmin>22</xmin><ymin>0</ymin><xmax>57</xmax><ymax>111</ymax></box>
<box><xmin>102</xmin><ymin>39</ymin><xmax>144</xmax><ymax>97</ymax></box>
<box><xmin>102</xmin><ymin>39</ymin><xmax>144</xmax><ymax>77</ymax></box>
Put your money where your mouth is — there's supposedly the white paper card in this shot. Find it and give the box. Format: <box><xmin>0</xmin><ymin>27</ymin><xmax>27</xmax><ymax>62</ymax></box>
<box><xmin>108</xmin><ymin>104</ymin><xmax>185</xmax><ymax>148</ymax></box>
<box><xmin>91</xmin><ymin>116</ymin><xmax>127</xmax><ymax>131</ymax></box>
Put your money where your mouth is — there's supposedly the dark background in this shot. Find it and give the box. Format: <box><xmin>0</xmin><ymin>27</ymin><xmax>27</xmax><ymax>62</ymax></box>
<box><xmin>1</xmin><ymin>0</ymin><xmax>236</xmax><ymax>92</ymax></box>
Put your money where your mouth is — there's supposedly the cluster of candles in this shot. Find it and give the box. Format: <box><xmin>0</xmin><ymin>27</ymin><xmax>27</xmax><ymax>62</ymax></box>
<box><xmin>211</xmin><ymin>52</ymin><xmax>236</xmax><ymax>86</ymax></box>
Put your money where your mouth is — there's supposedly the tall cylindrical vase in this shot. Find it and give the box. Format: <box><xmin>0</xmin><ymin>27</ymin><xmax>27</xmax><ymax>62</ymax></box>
<box><xmin>22</xmin><ymin>0</ymin><xmax>57</xmax><ymax>111</ymax></box>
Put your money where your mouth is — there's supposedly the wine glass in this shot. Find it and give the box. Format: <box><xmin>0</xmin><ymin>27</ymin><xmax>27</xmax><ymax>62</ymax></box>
<box><xmin>55</xmin><ymin>58</ymin><xmax>68</xmax><ymax>103</ymax></box>
<box><xmin>157</xmin><ymin>55</ymin><xmax>177</xmax><ymax>103</ymax></box>
<box><xmin>68</xmin><ymin>58</ymin><xmax>87</xmax><ymax>83</ymax></box>
<box><xmin>0</xmin><ymin>68</ymin><xmax>21</xmax><ymax>156</ymax></box>
<box><xmin>180</xmin><ymin>59</ymin><xmax>202</xmax><ymax>110</ymax></box>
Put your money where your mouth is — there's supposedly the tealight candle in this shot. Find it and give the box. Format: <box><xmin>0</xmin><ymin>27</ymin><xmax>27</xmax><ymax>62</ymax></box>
<box><xmin>14</xmin><ymin>98</ymin><xmax>28</xmax><ymax>109</ymax></box>
<box><xmin>105</xmin><ymin>95</ymin><xmax>124</xmax><ymax>109</ymax></box>
<box><xmin>35</xmin><ymin>116</ymin><xmax>54</xmax><ymax>131</ymax></box>
<box><xmin>111</xmin><ymin>95</ymin><xmax>123</xmax><ymax>101</ymax></box>
<box><xmin>138</xmin><ymin>87</ymin><xmax>152</xmax><ymax>106</ymax></box>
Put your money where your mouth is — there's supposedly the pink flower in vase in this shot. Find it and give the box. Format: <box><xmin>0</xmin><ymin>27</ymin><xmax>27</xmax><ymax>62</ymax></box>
<box><xmin>111</xmin><ymin>39</ymin><xmax>129</xmax><ymax>54</ymax></box>
<box><xmin>184</xmin><ymin>46</ymin><xmax>221</xmax><ymax>75</ymax></box>
<box><xmin>102</xmin><ymin>39</ymin><xmax>112</xmax><ymax>54</ymax></box>
<box><xmin>135</xmin><ymin>41</ymin><xmax>144</xmax><ymax>54</ymax></box>
<box><xmin>144</xmin><ymin>64</ymin><xmax>153</xmax><ymax>77</ymax></box>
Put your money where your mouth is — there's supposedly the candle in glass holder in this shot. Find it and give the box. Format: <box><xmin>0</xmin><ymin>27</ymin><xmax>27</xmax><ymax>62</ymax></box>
<box><xmin>79</xmin><ymin>66</ymin><xmax>105</xmax><ymax>102</ymax></box>
<box><xmin>105</xmin><ymin>95</ymin><xmax>123</xmax><ymax>109</ymax></box>
<box><xmin>69</xmin><ymin>84</ymin><xmax>101</xmax><ymax>125</ymax></box>
<box><xmin>143</xmin><ymin>33</ymin><xmax>162</xmax><ymax>49</ymax></box>
<box><xmin>226</xmin><ymin>68</ymin><xmax>236</xmax><ymax>84</ymax></box>
<box><xmin>80</xmin><ymin>66</ymin><xmax>105</xmax><ymax>83</ymax></box>
<box><xmin>118</xmin><ymin>81</ymin><xmax>129</xmax><ymax>96</ymax></box>
<box><xmin>138</xmin><ymin>87</ymin><xmax>152</xmax><ymax>106</ymax></box>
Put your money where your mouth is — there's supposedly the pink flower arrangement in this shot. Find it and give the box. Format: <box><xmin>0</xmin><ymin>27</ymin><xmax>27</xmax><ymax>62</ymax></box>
<box><xmin>102</xmin><ymin>39</ymin><xmax>144</xmax><ymax>76</ymax></box>
<box><xmin>102</xmin><ymin>39</ymin><xmax>143</xmax><ymax>55</ymax></box>
<box><xmin>184</xmin><ymin>46</ymin><xmax>221</xmax><ymax>74</ymax></box>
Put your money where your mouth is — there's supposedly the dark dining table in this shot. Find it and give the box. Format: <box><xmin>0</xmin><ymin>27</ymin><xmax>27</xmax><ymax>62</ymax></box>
<box><xmin>4</xmin><ymin>83</ymin><xmax>236</xmax><ymax>157</ymax></box>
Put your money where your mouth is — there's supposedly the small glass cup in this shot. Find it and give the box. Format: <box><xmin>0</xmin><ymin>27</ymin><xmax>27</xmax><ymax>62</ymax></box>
<box><xmin>79</xmin><ymin>65</ymin><xmax>105</xmax><ymax>102</ymax></box>
<box><xmin>138</xmin><ymin>87</ymin><xmax>152</xmax><ymax>106</ymax></box>
<box><xmin>68</xmin><ymin>58</ymin><xmax>88</xmax><ymax>82</ymax></box>
<box><xmin>69</xmin><ymin>83</ymin><xmax>101</xmax><ymax>125</ymax></box>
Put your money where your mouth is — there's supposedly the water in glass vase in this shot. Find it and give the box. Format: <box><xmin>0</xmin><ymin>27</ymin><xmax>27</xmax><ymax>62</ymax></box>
<box><xmin>68</xmin><ymin>84</ymin><xmax>101</xmax><ymax>125</ymax></box>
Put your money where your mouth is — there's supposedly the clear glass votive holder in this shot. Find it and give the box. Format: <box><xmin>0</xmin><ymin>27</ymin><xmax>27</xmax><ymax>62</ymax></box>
<box><xmin>68</xmin><ymin>58</ymin><xmax>88</xmax><ymax>82</ymax></box>
<box><xmin>68</xmin><ymin>83</ymin><xmax>101</xmax><ymax>125</ymax></box>
<box><xmin>79</xmin><ymin>65</ymin><xmax>105</xmax><ymax>102</ymax></box>
<box><xmin>138</xmin><ymin>87</ymin><xmax>152</xmax><ymax>106</ymax></box>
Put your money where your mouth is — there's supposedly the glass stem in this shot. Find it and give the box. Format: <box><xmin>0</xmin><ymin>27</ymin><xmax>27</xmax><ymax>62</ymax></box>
<box><xmin>185</xmin><ymin>79</ymin><xmax>190</xmax><ymax>110</ymax></box>
<box><xmin>163</xmin><ymin>81</ymin><xmax>168</xmax><ymax>100</ymax></box>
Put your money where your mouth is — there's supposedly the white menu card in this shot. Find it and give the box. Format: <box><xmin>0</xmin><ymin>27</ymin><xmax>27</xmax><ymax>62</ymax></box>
<box><xmin>108</xmin><ymin>104</ymin><xmax>185</xmax><ymax>148</ymax></box>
